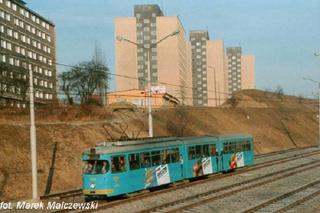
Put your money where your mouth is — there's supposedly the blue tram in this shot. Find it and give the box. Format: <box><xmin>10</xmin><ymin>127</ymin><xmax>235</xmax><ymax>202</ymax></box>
<box><xmin>82</xmin><ymin>134</ymin><xmax>254</xmax><ymax>201</ymax></box>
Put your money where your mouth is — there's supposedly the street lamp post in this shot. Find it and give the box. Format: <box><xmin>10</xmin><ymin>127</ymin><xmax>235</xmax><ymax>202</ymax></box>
<box><xmin>303</xmin><ymin>77</ymin><xmax>320</xmax><ymax>148</ymax></box>
<box><xmin>29</xmin><ymin>65</ymin><xmax>38</xmax><ymax>199</ymax></box>
<box><xmin>117</xmin><ymin>30</ymin><xmax>180</xmax><ymax>137</ymax></box>
<box><xmin>208</xmin><ymin>66</ymin><xmax>218</xmax><ymax>106</ymax></box>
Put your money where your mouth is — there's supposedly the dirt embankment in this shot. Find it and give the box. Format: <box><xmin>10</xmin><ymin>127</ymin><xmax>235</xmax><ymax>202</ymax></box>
<box><xmin>0</xmin><ymin>90</ymin><xmax>318</xmax><ymax>200</ymax></box>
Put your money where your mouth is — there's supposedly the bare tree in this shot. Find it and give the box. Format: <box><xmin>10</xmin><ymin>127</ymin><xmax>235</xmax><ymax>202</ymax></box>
<box><xmin>227</xmin><ymin>94</ymin><xmax>239</xmax><ymax>107</ymax></box>
<box><xmin>59</xmin><ymin>44</ymin><xmax>110</xmax><ymax>105</ymax></box>
<box><xmin>59</xmin><ymin>71</ymin><xmax>74</xmax><ymax>104</ymax></box>
<box><xmin>275</xmin><ymin>85</ymin><xmax>284</xmax><ymax>100</ymax></box>
<box><xmin>59</xmin><ymin>60</ymin><xmax>109</xmax><ymax>105</ymax></box>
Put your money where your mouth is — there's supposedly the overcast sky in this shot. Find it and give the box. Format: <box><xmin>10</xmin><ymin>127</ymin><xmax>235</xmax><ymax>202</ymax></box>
<box><xmin>26</xmin><ymin>0</ymin><xmax>320</xmax><ymax>98</ymax></box>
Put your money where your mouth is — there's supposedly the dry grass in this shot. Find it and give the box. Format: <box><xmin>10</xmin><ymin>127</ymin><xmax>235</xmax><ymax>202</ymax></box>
<box><xmin>0</xmin><ymin>90</ymin><xmax>317</xmax><ymax>200</ymax></box>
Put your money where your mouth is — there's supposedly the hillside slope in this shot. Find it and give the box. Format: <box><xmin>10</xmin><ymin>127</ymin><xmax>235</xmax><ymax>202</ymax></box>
<box><xmin>0</xmin><ymin>90</ymin><xmax>318</xmax><ymax>200</ymax></box>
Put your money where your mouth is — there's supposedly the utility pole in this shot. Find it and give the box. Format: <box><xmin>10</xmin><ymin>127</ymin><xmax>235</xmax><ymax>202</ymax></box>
<box><xmin>303</xmin><ymin>77</ymin><xmax>320</xmax><ymax>148</ymax></box>
<box><xmin>218</xmin><ymin>83</ymin><xmax>221</xmax><ymax>105</ymax></box>
<box><xmin>208</xmin><ymin>66</ymin><xmax>218</xmax><ymax>106</ymax></box>
<box><xmin>29</xmin><ymin>66</ymin><xmax>38</xmax><ymax>199</ymax></box>
<box><xmin>146</xmin><ymin>50</ymin><xmax>153</xmax><ymax>137</ymax></box>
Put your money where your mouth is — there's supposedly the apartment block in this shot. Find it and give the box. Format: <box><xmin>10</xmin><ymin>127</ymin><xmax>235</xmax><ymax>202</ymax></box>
<box><xmin>0</xmin><ymin>0</ymin><xmax>56</xmax><ymax>107</ymax></box>
<box><xmin>190</xmin><ymin>30</ymin><xmax>209</xmax><ymax>106</ymax></box>
<box><xmin>190</xmin><ymin>31</ymin><xmax>227</xmax><ymax>106</ymax></box>
<box><xmin>226</xmin><ymin>47</ymin><xmax>242</xmax><ymax>95</ymax></box>
<box><xmin>115</xmin><ymin>4</ymin><xmax>192</xmax><ymax>105</ymax></box>
<box><xmin>226</xmin><ymin>47</ymin><xmax>255</xmax><ymax>96</ymax></box>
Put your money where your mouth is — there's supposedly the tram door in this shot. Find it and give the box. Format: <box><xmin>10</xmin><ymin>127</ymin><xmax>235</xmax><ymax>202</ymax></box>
<box><xmin>210</xmin><ymin>144</ymin><xmax>219</xmax><ymax>173</ymax></box>
<box><xmin>217</xmin><ymin>144</ymin><xmax>223</xmax><ymax>172</ymax></box>
<box><xmin>179</xmin><ymin>147</ymin><xmax>187</xmax><ymax>179</ymax></box>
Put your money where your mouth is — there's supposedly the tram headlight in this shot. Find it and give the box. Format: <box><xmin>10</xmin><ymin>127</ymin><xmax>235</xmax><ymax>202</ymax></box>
<box><xmin>90</xmin><ymin>183</ymin><xmax>96</xmax><ymax>189</ymax></box>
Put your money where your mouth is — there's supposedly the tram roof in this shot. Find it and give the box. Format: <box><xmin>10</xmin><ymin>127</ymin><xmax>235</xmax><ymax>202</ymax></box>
<box><xmin>83</xmin><ymin>134</ymin><xmax>253</xmax><ymax>155</ymax></box>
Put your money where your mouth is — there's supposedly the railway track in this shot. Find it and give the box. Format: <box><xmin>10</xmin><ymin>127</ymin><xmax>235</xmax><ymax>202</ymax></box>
<box><xmin>75</xmin><ymin>149</ymin><xmax>320</xmax><ymax>212</ymax></box>
<box><xmin>254</xmin><ymin>145</ymin><xmax>317</xmax><ymax>159</ymax></box>
<box><xmin>40</xmin><ymin>189</ymin><xmax>82</xmax><ymax>200</ymax></box>
<box><xmin>42</xmin><ymin>146</ymin><xmax>317</xmax><ymax>202</ymax></box>
<box><xmin>243</xmin><ymin>179</ymin><xmax>320</xmax><ymax>213</ymax></box>
<box><xmin>139</xmin><ymin>160</ymin><xmax>320</xmax><ymax>213</ymax></box>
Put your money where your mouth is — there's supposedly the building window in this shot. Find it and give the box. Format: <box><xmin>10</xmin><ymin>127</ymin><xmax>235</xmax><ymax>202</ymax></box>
<box><xmin>9</xmin><ymin>58</ymin><xmax>14</xmax><ymax>65</ymax></box>
<box><xmin>7</xmin><ymin>28</ymin><xmax>12</xmax><ymax>36</ymax></box>
<box><xmin>0</xmin><ymin>40</ymin><xmax>6</xmax><ymax>48</ymax></box>
<box><xmin>6</xmin><ymin>1</ymin><xmax>11</xmax><ymax>8</ymax></box>
<box><xmin>13</xmin><ymin>31</ymin><xmax>18</xmax><ymax>39</ymax></box>
<box><xmin>15</xmin><ymin>59</ymin><xmax>20</xmax><ymax>66</ymax></box>
<box><xmin>19</xmin><ymin>8</ymin><xmax>24</xmax><ymax>15</ymax></box>
<box><xmin>5</xmin><ymin>13</ymin><xmax>10</xmax><ymax>21</ymax></box>
<box><xmin>7</xmin><ymin>42</ymin><xmax>11</xmax><ymax>50</ymax></box>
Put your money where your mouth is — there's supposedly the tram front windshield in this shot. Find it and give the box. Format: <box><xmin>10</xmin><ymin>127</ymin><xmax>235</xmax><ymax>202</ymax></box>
<box><xmin>83</xmin><ymin>160</ymin><xmax>109</xmax><ymax>175</ymax></box>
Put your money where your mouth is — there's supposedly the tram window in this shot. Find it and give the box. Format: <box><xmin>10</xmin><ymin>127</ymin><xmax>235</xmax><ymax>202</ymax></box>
<box><xmin>100</xmin><ymin>160</ymin><xmax>109</xmax><ymax>174</ymax></box>
<box><xmin>140</xmin><ymin>152</ymin><xmax>151</xmax><ymax>168</ymax></box>
<box><xmin>223</xmin><ymin>143</ymin><xmax>229</xmax><ymax>153</ymax></box>
<box><xmin>242</xmin><ymin>142</ymin><xmax>247</xmax><ymax>151</ymax></box>
<box><xmin>195</xmin><ymin>145</ymin><xmax>202</xmax><ymax>158</ymax></box>
<box><xmin>236</xmin><ymin>143</ymin><xmax>242</xmax><ymax>152</ymax></box>
<box><xmin>202</xmin><ymin>145</ymin><xmax>209</xmax><ymax>157</ymax></box>
<box><xmin>83</xmin><ymin>160</ymin><xmax>109</xmax><ymax>174</ymax></box>
<box><xmin>188</xmin><ymin>146</ymin><xmax>195</xmax><ymax>160</ymax></box>
<box><xmin>224</xmin><ymin>143</ymin><xmax>228</xmax><ymax>153</ymax></box>
<box><xmin>129</xmin><ymin>153</ymin><xmax>140</xmax><ymax>170</ymax></box>
<box><xmin>246</xmin><ymin>142</ymin><xmax>251</xmax><ymax>151</ymax></box>
<box><xmin>231</xmin><ymin>143</ymin><xmax>236</xmax><ymax>153</ymax></box>
<box><xmin>161</xmin><ymin>150</ymin><xmax>169</xmax><ymax>164</ymax></box>
<box><xmin>151</xmin><ymin>151</ymin><xmax>161</xmax><ymax>166</ymax></box>
<box><xmin>169</xmin><ymin>148</ymin><xmax>179</xmax><ymax>163</ymax></box>
<box><xmin>209</xmin><ymin>144</ymin><xmax>217</xmax><ymax>156</ymax></box>
<box><xmin>111</xmin><ymin>156</ymin><xmax>126</xmax><ymax>173</ymax></box>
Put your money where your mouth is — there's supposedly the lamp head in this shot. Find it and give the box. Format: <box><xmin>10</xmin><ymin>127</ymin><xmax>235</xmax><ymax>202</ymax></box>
<box><xmin>116</xmin><ymin>36</ymin><xmax>124</xmax><ymax>41</ymax></box>
<box><xmin>170</xmin><ymin>29</ymin><xmax>180</xmax><ymax>36</ymax></box>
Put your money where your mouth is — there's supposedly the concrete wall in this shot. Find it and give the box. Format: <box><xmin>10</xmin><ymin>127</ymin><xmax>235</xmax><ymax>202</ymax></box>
<box><xmin>115</xmin><ymin>17</ymin><xmax>138</xmax><ymax>91</ymax></box>
<box><xmin>157</xmin><ymin>16</ymin><xmax>192</xmax><ymax>105</ymax></box>
<box><xmin>207</xmin><ymin>40</ymin><xmax>226</xmax><ymax>106</ymax></box>
<box><xmin>241</xmin><ymin>55</ymin><xmax>255</xmax><ymax>89</ymax></box>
